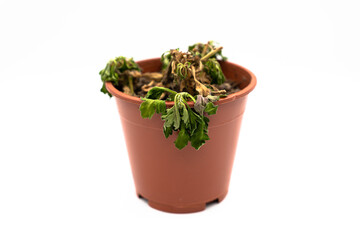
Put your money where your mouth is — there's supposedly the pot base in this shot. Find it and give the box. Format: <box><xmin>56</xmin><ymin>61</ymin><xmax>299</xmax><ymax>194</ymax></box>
<box><xmin>138</xmin><ymin>191</ymin><xmax>228</xmax><ymax>214</ymax></box>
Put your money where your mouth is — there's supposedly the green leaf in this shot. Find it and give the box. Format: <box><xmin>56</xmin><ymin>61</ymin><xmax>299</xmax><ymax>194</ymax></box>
<box><xmin>155</xmin><ymin>100</ymin><xmax>166</xmax><ymax>115</ymax></box>
<box><xmin>188</xmin><ymin>43</ymin><xmax>198</xmax><ymax>52</ymax></box>
<box><xmin>100</xmin><ymin>83</ymin><xmax>112</xmax><ymax>97</ymax></box>
<box><xmin>174</xmin><ymin>124</ymin><xmax>190</xmax><ymax>150</ymax></box>
<box><xmin>182</xmin><ymin>106</ymin><xmax>189</xmax><ymax>124</ymax></box>
<box><xmin>163</xmin><ymin>125</ymin><xmax>173</xmax><ymax>138</ymax></box>
<box><xmin>204</xmin><ymin>58</ymin><xmax>225</xmax><ymax>85</ymax></box>
<box><xmin>204</xmin><ymin>102</ymin><xmax>218</xmax><ymax>115</ymax></box>
<box><xmin>146</xmin><ymin>87</ymin><xmax>177</xmax><ymax>100</ymax></box>
<box><xmin>166</xmin><ymin>93</ymin><xmax>176</xmax><ymax>101</ymax></box>
<box><xmin>139</xmin><ymin>98</ymin><xmax>166</xmax><ymax>119</ymax></box>
<box><xmin>142</xmin><ymin>91</ymin><xmax>216</xmax><ymax>150</ymax></box>
<box><xmin>173</xmin><ymin>106</ymin><xmax>181</xmax><ymax>130</ymax></box>
<box><xmin>139</xmin><ymin>100</ymin><xmax>155</xmax><ymax>119</ymax></box>
<box><xmin>162</xmin><ymin>107</ymin><xmax>174</xmax><ymax>127</ymax></box>
<box><xmin>161</xmin><ymin>49</ymin><xmax>177</xmax><ymax>70</ymax></box>
<box><xmin>190</xmin><ymin>119</ymin><xmax>210</xmax><ymax>150</ymax></box>
<box><xmin>146</xmin><ymin>87</ymin><xmax>166</xmax><ymax>99</ymax></box>
<box><xmin>99</xmin><ymin>56</ymin><xmax>141</xmax><ymax>97</ymax></box>
<box><xmin>188</xmin><ymin>108</ymin><xmax>200</xmax><ymax>135</ymax></box>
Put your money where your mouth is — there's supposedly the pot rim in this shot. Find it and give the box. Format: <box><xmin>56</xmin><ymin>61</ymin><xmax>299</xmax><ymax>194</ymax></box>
<box><xmin>105</xmin><ymin>58</ymin><xmax>256</xmax><ymax>107</ymax></box>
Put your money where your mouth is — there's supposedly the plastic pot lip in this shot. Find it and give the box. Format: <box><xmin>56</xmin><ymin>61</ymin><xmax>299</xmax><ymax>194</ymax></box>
<box><xmin>105</xmin><ymin>58</ymin><xmax>257</xmax><ymax>107</ymax></box>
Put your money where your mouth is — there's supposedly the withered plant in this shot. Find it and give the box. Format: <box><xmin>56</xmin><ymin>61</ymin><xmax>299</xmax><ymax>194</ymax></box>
<box><xmin>99</xmin><ymin>41</ymin><xmax>235</xmax><ymax>150</ymax></box>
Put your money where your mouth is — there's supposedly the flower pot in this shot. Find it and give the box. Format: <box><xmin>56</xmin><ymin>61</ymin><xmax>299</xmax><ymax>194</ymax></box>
<box><xmin>106</xmin><ymin>58</ymin><xmax>256</xmax><ymax>213</ymax></box>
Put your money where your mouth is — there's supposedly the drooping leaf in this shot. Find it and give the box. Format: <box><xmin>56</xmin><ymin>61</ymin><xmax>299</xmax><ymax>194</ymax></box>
<box><xmin>99</xmin><ymin>56</ymin><xmax>141</xmax><ymax>97</ymax></box>
<box><xmin>190</xmin><ymin>118</ymin><xmax>210</xmax><ymax>150</ymax></box>
<box><xmin>155</xmin><ymin>100</ymin><xmax>167</xmax><ymax>115</ymax></box>
<box><xmin>194</xmin><ymin>95</ymin><xmax>208</xmax><ymax>115</ymax></box>
<box><xmin>163</xmin><ymin>125</ymin><xmax>173</xmax><ymax>138</ymax></box>
<box><xmin>100</xmin><ymin>82</ymin><xmax>112</xmax><ymax>97</ymax></box>
<box><xmin>166</xmin><ymin>93</ymin><xmax>176</xmax><ymax>101</ymax></box>
<box><xmin>139</xmin><ymin>98</ymin><xmax>166</xmax><ymax>119</ymax></box>
<box><xmin>173</xmin><ymin>105</ymin><xmax>181</xmax><ymax>130</ymax></box>
<box><xmin>204</xmin><ymin>58</ymin><xmax>225</xmax><ymax>85</ymax></box>
<box><xmin>204</xmin><ymin>102</ymin><xmax>218</xmax><ymax>115</ymax></box>
<box><xmin>182</xmin><ymin>105</ymin><xmax>189</xmax><ymax>124</ymax></box>
<box><xmin>146</xmin><ymin>87</ymin><xmax>177</xmax><ymax>100</ymax></box>
<box><xmin>187</xmin><ymin>108</ymin><xmax>200</xmax><ymax>135</ymax></box>
<box><xmin>162</xmin><ymin>107</ymin><xmax>175</xmax><ymax>128</ymax></box>
<box><xmin>141</xmin><ymin>90</ymin><xmax>215</xmax><ymax>150</ymax></box>
<box><xmin>174</xmin><ymin>124</ymin><xmax>190</xmax><ymax>150</ymax></box>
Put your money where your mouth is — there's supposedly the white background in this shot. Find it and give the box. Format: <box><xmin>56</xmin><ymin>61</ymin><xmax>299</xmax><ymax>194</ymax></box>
<box><xmin>1</xmin><ymin>0</ymin><xmax>359</xmax><ymax>239</ymax></box>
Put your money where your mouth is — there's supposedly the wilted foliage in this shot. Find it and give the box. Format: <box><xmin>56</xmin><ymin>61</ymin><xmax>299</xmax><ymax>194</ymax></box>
<box><xmin>99</xmin><ymin>41</ymin><xmax>231</xmax><ymax>150</ymax></box>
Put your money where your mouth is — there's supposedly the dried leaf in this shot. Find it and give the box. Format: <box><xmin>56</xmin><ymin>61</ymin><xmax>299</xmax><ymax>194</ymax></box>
<box><xmin>123</xmin><ymin>86</ymin><xmax>132</xmax><ymax>95</ymax></box>
<box><xmin>211</xmin><ymin>90</ymin><xmax>227</xmax><ymax>95</ymax></box>
<box><xmin>195</xmin><ymin>80</ymin><xmax>210</xmax><ymax>96</ymax></box>
<box><xmin>194</xmin><ymin>95</ymin><xmax>208</xmax><ymax>115</ymax></box>
<box><xmin>142</xmin><ymin>72</ymin><xmax>163</xmax><ymax>81</ymax></box>
<box><xmin>141</xmin><ymin>80</ymin><xmax>155</xmax><ymax>92</ymax></box>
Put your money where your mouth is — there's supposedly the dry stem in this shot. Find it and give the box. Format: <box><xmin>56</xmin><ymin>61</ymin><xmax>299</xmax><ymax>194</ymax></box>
<box><xmin>201</xmin><ymin>47</ymin><xmax>223</xmax><ymax>62</ymax></box>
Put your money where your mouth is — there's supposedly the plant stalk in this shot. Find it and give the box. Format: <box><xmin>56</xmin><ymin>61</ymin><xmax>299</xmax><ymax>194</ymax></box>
<box><xmin>201</xmin><ymin>43</ymin><xmax>209</xmax><ymax>56</ymax></box>
<box><xmin>201</xmin><ymin>47</ymin><xmax>223</xmax><ymax>62</ymax></box>
<box><xmin>128</xmin><ymin>76</ymin><xmax>134</xmax><ymax>95</ymax></box>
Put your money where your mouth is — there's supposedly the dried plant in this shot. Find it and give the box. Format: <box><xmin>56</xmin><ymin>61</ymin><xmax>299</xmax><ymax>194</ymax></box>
<box><xmin>99</xmin><ymin>41</ymin><xmax>231</xmax><ymax>150</ymax></box>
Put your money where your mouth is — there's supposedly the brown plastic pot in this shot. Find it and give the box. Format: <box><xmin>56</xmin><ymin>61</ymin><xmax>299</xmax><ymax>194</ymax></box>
<box><xmin>106</xmin><ymin>58</ymin><xmax>256</xmax><ymax>213</ymax></box>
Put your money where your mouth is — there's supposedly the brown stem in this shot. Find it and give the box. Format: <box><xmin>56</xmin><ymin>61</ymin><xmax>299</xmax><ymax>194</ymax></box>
<box><xmin>141</xmin><ymin>72</ymin><xmax>163</xmax><ymax>81</ymax></box>
<box><xmin>128</xmin><ymin>76</ymin><xmax>134</xmax><ymax>95</ymax></box>
<box><xmin>197</xmin><ymin>60</ymin><xmax>204</xmax><ymax>73</ymax></box>
<box><xmin>191</xmin><ymin>65</ymin><xmax>210</xmax><ymax>96</ymax></box>
<box><xmin>211</xmin><ymin>89</ymin><xmax>227</xmax><ymax>95</ymax></box>
<box><xmin>201</xmin><ymin>47</ymin><xmax>223</xmax><ymax>62</ymax></box>
<box><xmin>201</xmin><ymin>43</ymin><xmax>209</xmax><ymax>56</ymax></box>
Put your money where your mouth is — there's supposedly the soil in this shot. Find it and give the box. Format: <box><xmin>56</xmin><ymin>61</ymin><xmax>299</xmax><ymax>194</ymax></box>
<box><xmin>116</xmin><ymin>77</ymin><xmax>242</xmax><ymax>98</ymax></box>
